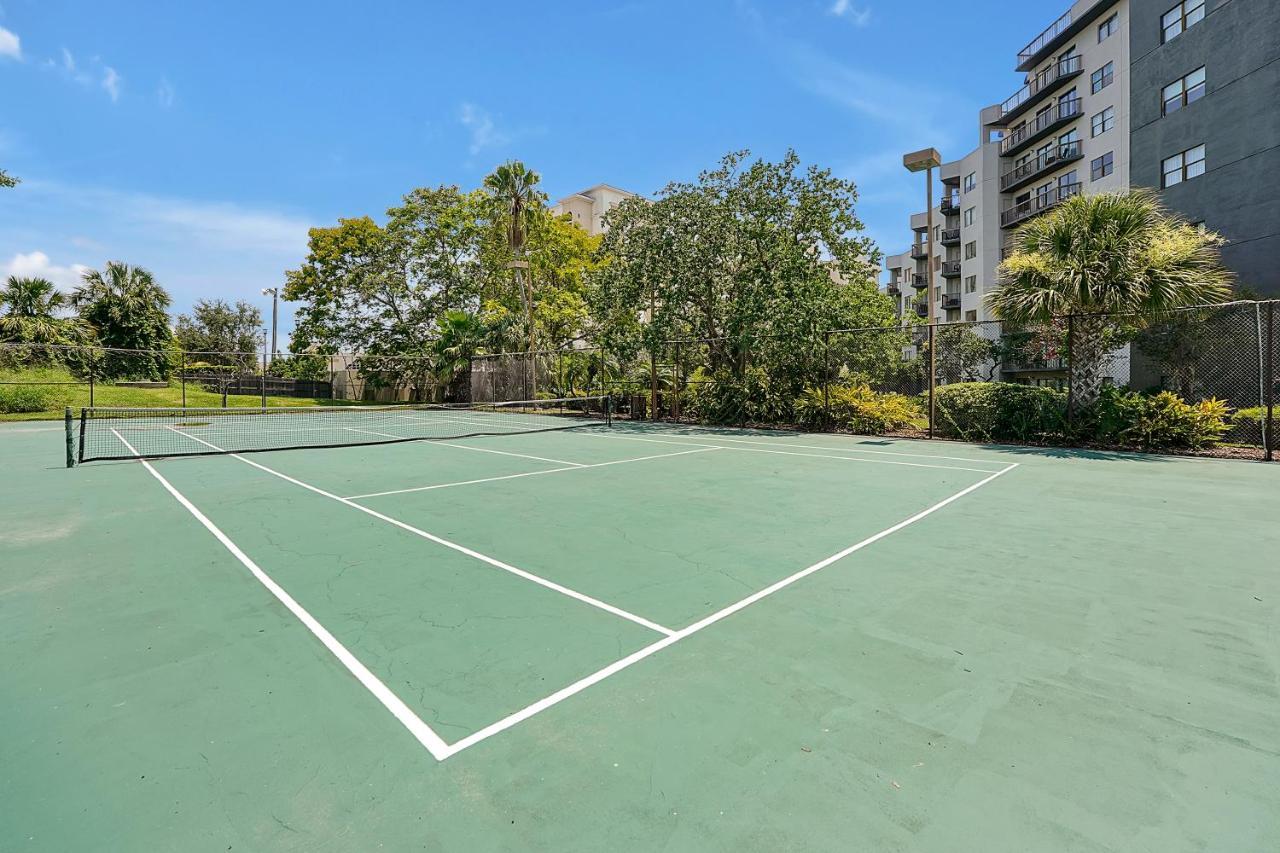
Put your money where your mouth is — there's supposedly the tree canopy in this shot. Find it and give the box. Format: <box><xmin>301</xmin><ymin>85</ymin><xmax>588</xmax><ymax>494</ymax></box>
<box><xmin>174</xmin><ymin>298</ymin><xmax>264</xmax><ymax>368</ymax></box>
<box><xmin>0</xmin><ymin>168</ymin><xmax>17</xmax><ymax>189</ymax></box>
<box><xmin>72</xmin><ymin>261</ymin><xmax>174</xmax><ymax>378</ymax></box>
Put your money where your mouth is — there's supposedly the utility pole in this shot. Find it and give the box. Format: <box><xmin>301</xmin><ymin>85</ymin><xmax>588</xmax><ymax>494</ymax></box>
<box><xmin>904</xmin><ymin>148</ymin><xmax>943</xmax><ymax>438</ymax></box>
<box><xmin>261</xmin><ymin>287</ymin><xmax>279</xmax><ymax>369</ymax></box>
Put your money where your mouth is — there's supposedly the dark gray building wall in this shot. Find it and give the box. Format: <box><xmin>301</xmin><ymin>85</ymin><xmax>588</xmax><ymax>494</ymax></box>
<box><xmin>1129</xmin><ymin>0</ymin><xmax>1280</xmax><ymax>296</ymax></box>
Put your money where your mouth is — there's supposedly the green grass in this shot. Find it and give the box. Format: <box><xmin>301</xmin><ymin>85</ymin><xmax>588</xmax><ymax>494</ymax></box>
<box><xmin>0</xmin><ymin>365</ymin><xmax>366</xmax><ymax>421</ymax></box>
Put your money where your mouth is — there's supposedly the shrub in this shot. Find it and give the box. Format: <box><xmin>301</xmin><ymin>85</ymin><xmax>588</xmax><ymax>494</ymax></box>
<box><xmin>1088</xmin><ymin>386</ymin><xmax>1230</xmax><ymax>450</ymax></box>
<box><xmin>0</xmin><ymin>366</ymin><xmax>75</xmax><ymax>413</ymax></box>
<box><xmin>794</xmin><ymin>383</ymin><xmax>921</xmax><ymax>434</ymax></box>
<box><xmin>931</xmin><ymin>382</ymin><xmax>1069</xmax><ymax>443</ymax></box>
<box><xmin>684</xmin><ymin>366</ymin><xmax>794</xmax><ymax>425</ymax></box>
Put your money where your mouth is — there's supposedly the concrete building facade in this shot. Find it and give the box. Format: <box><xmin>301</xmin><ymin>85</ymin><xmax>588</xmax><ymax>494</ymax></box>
<box><xmin>550</xmin><ymin>184</ymin><xmax>636</xmax><ymax>236</ymax></box>
<box><xmin>885</xmin><ymin>0</ymin><xmax>1279</xmax><ymax>319</ymax></box>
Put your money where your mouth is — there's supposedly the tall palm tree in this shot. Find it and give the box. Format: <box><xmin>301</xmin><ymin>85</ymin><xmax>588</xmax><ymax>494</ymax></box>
<box><xmin>988</xmin><ymin>189</ymin><xmax>1232</xmax><ymax>405</ymax></box>
<box><xmin>1</xmin><ymin>276</ymin><xmax>68</xmax><ymax>342</ymax></box>
<box><xmin>483</xmin><ymin>161</ymin><xmax>546</xmax><ymax>357</ymax></box>
<box><xmin>72</xmin><ymin>261</ymin><xmax>173</xmax><ymax>379</ymax></box>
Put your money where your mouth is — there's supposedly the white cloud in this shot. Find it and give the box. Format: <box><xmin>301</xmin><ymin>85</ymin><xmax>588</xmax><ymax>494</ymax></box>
<box><xmin>828</xmin><ymin>0</ymin><xmax>871</xmax><ymax>26</ymax></box>
<box><xmin>1</xmin><ymin>251</ymin><xmax>90</xmax><ymax>290</ymax></box>
<box><xmin>0</xmin><ymin>25</ymin><xmax>20</xmax><ymax>60</ymax></box>
<box><xmin>458</xmin><ymin>102</ymin><xmax>509</xmax><ymax>156</ymax></box>
<box><xmin>157</xmin><ymin>77</ymin><xmax>175</xmax><ymax>108</ymax></box>
<box><xmin>101</xmin><ymin>66</ymin><xmax>121</xmax><ymax>102</ymax></box>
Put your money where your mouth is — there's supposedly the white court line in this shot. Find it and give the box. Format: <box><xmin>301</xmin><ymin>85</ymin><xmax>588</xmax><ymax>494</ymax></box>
<box><xmin>110</xmin><ymin>429</ymin><xmax>452</xmax><ymax>761</ymax></box>
<box><xmin>577</xmin><ymin>431</ymin><xmax>998</xmax><ymax>473</ymax></box>
<box><xmin>161</xmin><ymin>426</ymin><xmax>675</xmax><ymax>637</ymax></box>
<box><xmin>438</xmin><ymin>460</ymin><xmax>1020</xmax><ymax>759</ymax></box>
<box><xmin>345</xmin><ymin>447</ymin><xmax>720</xmax><ymax>500</ymax></box>
<box><xmin>343</xmin><ymin>426</ymin><xmax>586</xmax><ymax>467</ymax></box>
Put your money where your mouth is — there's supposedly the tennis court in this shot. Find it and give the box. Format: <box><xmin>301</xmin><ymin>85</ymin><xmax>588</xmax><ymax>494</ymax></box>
<box><xmin>3</xmin><ymin>402</ymin><xmax>1279</xmax><ymax>851</ymax></box>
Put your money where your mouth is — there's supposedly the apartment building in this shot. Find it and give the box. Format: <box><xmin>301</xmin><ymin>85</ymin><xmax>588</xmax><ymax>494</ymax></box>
<box><xmin>885</xmin><ymin>0</ymin><xmax>1279</xmax><ymax>320</ymax></box>
<box><xmin>551</xmin><ymin>184</ymin><xmax>636</xmax><ymax>236</ymax></box>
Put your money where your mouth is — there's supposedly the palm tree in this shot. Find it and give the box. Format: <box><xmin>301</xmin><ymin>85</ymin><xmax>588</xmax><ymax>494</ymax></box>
<box><xmin>988</xmin><ymin>189</ymin><xmax>1232</xmax><ymax>405</ymax></box>
<box><xmin>1</xmin><ymin>277</ymin><xmax>68</xmax><ymax>342</ymax></box>
<box><xmin>483</xmin><ymin>161</ymin><xmax>547</xmax><ymax>358</ymax></box>
<box><xmin>72</xmin><ymin>261</ymin><xmax>173</xmax><ymax>379</ymax></box>
<box><xmin>433</xmin><ymin>310</ymin><xmax>488</xmax><ymax>402</ymax></box>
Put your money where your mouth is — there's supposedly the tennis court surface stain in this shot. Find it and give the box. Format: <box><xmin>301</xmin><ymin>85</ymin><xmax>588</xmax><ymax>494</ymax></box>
<box><xmin>2</xmin><ymin>418</ymin><xmax>1278</xmax><ymax>852</ymax></box>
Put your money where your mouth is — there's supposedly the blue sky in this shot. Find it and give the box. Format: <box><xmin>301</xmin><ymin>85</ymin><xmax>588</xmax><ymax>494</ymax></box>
<box><xmin>0</xmin><ymin>0</ymin><xmax>1067</xmax><ymax>341</ymax></box>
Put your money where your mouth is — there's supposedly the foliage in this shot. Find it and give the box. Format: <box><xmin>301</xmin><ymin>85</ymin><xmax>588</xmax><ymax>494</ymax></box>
<box><xmin>272</xmin><ymin>352</ymin><xmax>331</xmax><ymax>381</ymax></box>
<box><xmin>932</xmin><ymin>382</ymin><xmax>1069</xmax><ymax>443</ymax></box>
<box><xmin>990</xmin><ymin>189</ymin><xmax>1233</xmax><ymax>405</ymax></box>
<box><xmin>931</xmin><ymin>324</ymin><xmax>999</xmax><ymax>383</ymax></box>
<box><xmin>590</xmin><ymin>149</ymin><xmax>891</xmax><ymax>406</ymax></box>
<box><xmin>174</xmin><ymin>298</ymin><xmax>263</xmax><ymax>368</ymax></box>
<box><xmin>794</xmin><ymin>383</ymin><xmax>920</xmax><ymax>434</ymax></box>
<box><xmin>0</xmin><ymin>366</ymin><xmax>74</xmax><ymax>413</ymax></box>
<box><xmin>1</xmin><ymin>277</ymin><xmax>96</xmax><ymax>363</ymax></box>
<box><xmin>433</xmin><ymin>310</ymin><xmax>487</xmax><ymax>401</ymax></box>
<box><xmin>1087</xmin><ymin>386</ymin><xmax>1231</xmax><ymax>450</ymax></box>
<box><xmin>0</xmin><ymin>168</ymin><xmax>17</xmax><ymax>189</ymax></box>
<box><xmin>72</xmin><ymin>262</ymin><xmax>174</xmax><ymax>379</ymax></box>
<box><xmin>683</xmin><ymin>366</ymin><xmax>793</xmax><ymax>425</ymax></box>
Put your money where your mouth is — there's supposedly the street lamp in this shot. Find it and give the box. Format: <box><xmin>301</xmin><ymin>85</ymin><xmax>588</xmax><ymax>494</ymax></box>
<box><xmin>261</xmin><ymin>287</ymin><xmax>279</xmax><ymax>367</ymax></box>
<box><xmin>903</xmin><ymin>147</ymin><xmax>942</xmax><ymax>439</ymax></box>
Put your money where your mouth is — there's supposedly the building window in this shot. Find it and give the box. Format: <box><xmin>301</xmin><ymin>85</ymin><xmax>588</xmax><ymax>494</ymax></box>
<box><xmin>1162</xmin><ymin>144</ymin><xmax>1206</xmax><ymax>187</ymax></box>
<box><xmin>964</xmin><ymin>275</ymin><xmax>977</xmax><ymax>294</ymax></box>
<box><xmin>1162</xmin><ymin>66</ymin><xmax>1206</xmax><ymax>115</ymax></box>
<box><xmin>1091</xmin><ymin>61</ymin><xmax>1114</xmax><ymax>94</ymax></box>
<box><xmin>963</xmin><ymin>172</ymin><xmax>976</xmax><ymax>192</ymax></box>
<box><xmin>1162</xmin><ymin>0</ymin><xmax>1205</xmax><ymax>43</ymax></box>
<box><xmin>963</xmin><ymin>241</ymin><xmax>977</xmax><ymax>260</ymax></box>
<box><xmin>1098</xmin><ymin>13</ymin><xmax>1118</xmax><ymax>42</ymax></box>
<box><xmin>1091</xmin><ymin>152</ymin><xmax>1114</xmax><ymax>181</ymax></box>
<box><xmin>1091</xmin><ymin>106</ymin><xmax>1115</xmax><ymax>137</ymax></box>
<box><xmin>963</xmin><ymin>207</ymin><xmax>974</xmax><ymax>226</ymax></box>
<box><xmin>965</xmin><ymin>310</ymin><xmax>978</xmax><ymax>322</ymax></box>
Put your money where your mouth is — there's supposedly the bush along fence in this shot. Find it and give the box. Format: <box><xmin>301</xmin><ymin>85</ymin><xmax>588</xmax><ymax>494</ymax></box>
<box><xmin>473</xmin><ymin>300</ymin><xmax>1275</xmax><ymax>460</ymax></box>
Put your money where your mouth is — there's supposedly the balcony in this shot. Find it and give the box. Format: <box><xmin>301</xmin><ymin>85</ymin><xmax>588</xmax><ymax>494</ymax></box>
<box><xmin>1000</xmin><ymin>181</ymin><xmax>1082</xmax><ymax>229</ymax></box>
<box><xmin>942</xmin><ymin>294</ymin><xmax>962</xmax><ymax>311</ymax></box>
<box><xmin>911</xmin><ymin>273</ymin><xmax>927</xmax><ymax>289</ymax></box>
<box><xmin>941</xmin><ymin>260</ymin><xmax>962</xmax><ymax>278</ymax></box>
<box><xmin>939</xmin><ymin>193</ymin><xmax>961</xmax><ymax>215</ymax></box>
<box><xmin>1003</xmin><ymin>355</ymin><xmax>1067</xmax><ymax>372</ymax></box>
<box><xmin>910</xmin><ymin>242</ymin><xmax>929</xmax><ymax>260</ymax></box>
<box><xmin>1000</xmin><ymin>245</ymin><xmax>1016</xmax><ymax>261</ymax></box>
<box><xmin>1000</xmin><ymin>98</ymin><xmax>1083</xmax><ymax>157</ymax></box>
<box><xmin>914</xmin><ymin>301</ymin><xmax>929</xmax><ymax>319</ymax></box>
<box><xmin>940</xmin><ymin>228</ymin><xmax>961</xmax><ymax>246</ymax></box>
<box><xmin>1000</xmin><ymin>141</ymin><xmax>1084</xmax><ymax>193</ymax></box>
<box><xmin>1016</xmin><ymin>1</ymin><xmax>1119</xmax><ymax>72</ymax></box>
<box><xmin>887</xmin><ymin>283</ymin><xmax>902</xmax><ymax>297</ymax></box>
<box><xmin>1000</xmin><ymin>56</ymin><xmax>1083</xmax><ymax>122</ymax></box>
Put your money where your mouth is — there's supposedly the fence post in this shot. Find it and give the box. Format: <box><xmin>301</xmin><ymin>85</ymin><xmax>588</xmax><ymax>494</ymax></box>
<box><xmin>822</xmin><ymin>330</ymin><xmax>831</xmax><ymax>430</ymax></box>
<box><xmin>673</xmin><ymin>340</ymin><xmax>682</xmax><ymax>420</ymax></box>
<box><xmin>222</xmin><ymin>379</ymin><xmax>228</xmax><ymax>408</ymax></box>
<box><xmin>89</xmin><ymin>370</ymin><xmax>94</xmax><ymax>408</ymax></box>
<box><xmin>926</xmin><ymin>323</ymin><xmax>935</xmax><ymax>439</ymax></box>
<box><xmin>261</xmin><ymin>350</ymin><xmax>268</xmax><ymax>408</ymax></box>
<box><xmin>1265</xmin><ymin>301</ymin><xmax>1275</xmax><ymax>462</ymax></box>
<box><xmin>180</xmin><ymin>351</ymin><xmax>187</xmax><ymax>409</ymax></box>
<box><xmin>649</xmin><ymin>342</ymin><xmax>658</xmax><ymax>422</ymax></box>
<box><xmin>1066</xmin><ymin>313</ymin><xmax>1076</xmax><ymax>428</ymax></box>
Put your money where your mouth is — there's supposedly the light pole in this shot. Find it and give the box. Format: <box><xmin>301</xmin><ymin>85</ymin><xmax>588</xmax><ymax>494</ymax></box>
<box><xmin>903</xmin><ymin>148</ymin><xmax>942</xmax><ymax>439</ymax></box>
<box><xmin>261</xmin><ymin>287</ymin><xmax>278</xmax><ymax>369</ymax></box>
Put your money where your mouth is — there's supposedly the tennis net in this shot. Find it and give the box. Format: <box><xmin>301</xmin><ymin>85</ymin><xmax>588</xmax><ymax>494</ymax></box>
<box><xmin>72</xmin><ymin>395</ymin><xmax>611</xmax><ymax>464</ymax></box>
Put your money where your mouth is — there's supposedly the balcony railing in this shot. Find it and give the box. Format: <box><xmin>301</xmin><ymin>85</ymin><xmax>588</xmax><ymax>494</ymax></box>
<box><xmin>910</xmin><ymin>242</ymin><xmax>929</xmax><ymax>259</ymax></box>
<box><xmin>1000</xmin><ymin>181</ymin><xmax>1082</xmax><ymax>229</ymax></box>
<box><xmin>1000</xmin><ymin>141</ymin><xmax>1083</xmax><ymax>192</ymax></box>
<box><xmin>941</xmin><ymin>260</ymin><xmax>962</xmax><ymax>278</ymax></box>
<box><xmin>942</xmin><ymin>294</ymin><xmax>962</xmax><ymax>311</ymax></box>
<box><xmin>887</xmin><ymin>284</ymin><xmax>902</xmax><ymax>297</ymax></box>
<box><xmin>1000</xmin><ymin>56</ymin><xmax>1083</xmax><ymax>119</ymax></box>
<box><xmin>914</xmin><ymin>302</ymin><xmax>929</xmax><ymax>319</ymax></box>
<box><xmin>940</xmin><ymin>228</ymin><xmax>961</xmax><ymax>245</ymax></box>
<box><xmin>1018</xmin><ymin>9</ymin><xmax>1072</xmax><ymax>70</ymax></box>
<box><xmin>1000</xmin><ymin>98</ymin><xmax>1083</xmax><ymax>157</ymax></box>
<box><xmin>911</xmin><ymin>274</ymin><xmax>927</xmax><ymax>289</ymax></box>
<box><xmin>1003</xmin><ymin>355</ymin><xmax>1068</xmax><ymax>372</ymax></box>
<box><xmin>940</xmin><ymin>193</ymin><xmax>961</xmax><ymax>215</ymax></box>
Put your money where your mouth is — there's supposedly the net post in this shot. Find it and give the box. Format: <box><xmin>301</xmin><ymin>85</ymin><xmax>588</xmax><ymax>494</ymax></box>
<box><xmin>222</xmin><ymin>378</ymin><xmax>228</xmax><ymax>408</ymax></box>
<box><xmin>926</xmin><ymin>323</ymin><xmax>935</xmax><ymax>439</ymax></box>
<box><xmin>1265</xmin><ymin>301</ymin><xmax>1275</xmax><ymax>462</ymax></box>
<box><xmin>261</xmin><ymin>348</ymin><xmax>268</xmax><ymax>409</ymax></box>
<box><xmin>64</xmin><ymin>407</ymin><xmax>75</xmax><ymax>468</ymax></box>
<box><xmin>606</xmin><ymin>393</ymin><xmax>613</xmax><ymax>427</ymax></box>
<box><xmin>77</xmin><ymin>407</ymin><xmax>86</xmax><ymax>464</ymax></box>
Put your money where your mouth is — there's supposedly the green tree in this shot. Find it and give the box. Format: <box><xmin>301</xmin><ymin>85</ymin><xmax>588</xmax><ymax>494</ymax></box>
<box><xmin>72</xmin><ymin>261</ymin><xmax>174</xmax><ymax>379</ymax></box>
<box><xmin>432</xmin><ymin>309</ymin><xmax>487</xmax><ymax>401</ymax></box>
<box><xmin>482</xmin><ymin>161</ymin><xmax>547</xmax><ymax>355</ymax></box>
<box><xmin>174</xmin><ymin>298</ymin><xmax>263</xmax><ymax>369</ymax></box>
<box><xmin>0</xmin><ymin>168</ymin><xmax>17</xmax><ymax>189</ymax></box>
<box><xmin>589</xmin><ymin>149</ymin><xmax>892</xmax><ymax>413</ymax></box>
<box><xmin>989</xmin><ymin>189</ymin><xmax>1232</xmax><ymax>405</ymax></box>
<box><xmin>0</xmin><ymin>276</ymin><xmax>95</xmax><ymax>366</ymax></box>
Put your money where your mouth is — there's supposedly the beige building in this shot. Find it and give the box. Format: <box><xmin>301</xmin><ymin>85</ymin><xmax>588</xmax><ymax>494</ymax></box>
<box><xmin>889</xmin><ymin>0</ymin><xmax>1131</xmax><ymax>324</ymax></box>
<box><xmin>551</xmin><ymin>184</ymin><xmax>636</xmax><ymax>236</ymax></box>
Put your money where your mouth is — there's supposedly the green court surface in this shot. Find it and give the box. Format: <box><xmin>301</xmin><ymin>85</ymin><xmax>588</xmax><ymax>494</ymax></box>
<box><xmin>2</xmin><ymin>415</ymin><xmax>1278</xmax><ymax>852</ymax></box>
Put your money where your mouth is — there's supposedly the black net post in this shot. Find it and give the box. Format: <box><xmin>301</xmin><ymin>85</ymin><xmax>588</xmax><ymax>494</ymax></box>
<box><xmin>64</xmin><ymin>407</ymin><xmax>75</xmax><ymax>468</ymax></box>
<box><xmin>222</xmin><ymin>379</ymin><xmax>228</xmax><ymax>408</ymax></box>
<box><xmin>1266</xmin><ymin>301</ymin><xmax>1275</xmax><ymax>462</ymax></box>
